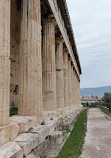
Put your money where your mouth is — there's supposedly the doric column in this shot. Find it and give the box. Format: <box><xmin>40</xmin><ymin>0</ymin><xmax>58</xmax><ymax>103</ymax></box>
<box><xmin>64</xmin><ymin>51</ymin><xmax>69</xmax><ymax>108</ymax></box>
<box><xmin>42</xmin><ymin>17</ymin><xmax>57</xmax><ymax>111</ymax></box>
<box><xmin>78</xmin><ymin>79</ymin><xmax>81</xmax><ymax>105</ymax></box>
<box><xmin>56</xmin><ymin>39</ymin><xmax>64</xmax><ymax>113</ymax></box>
<box><xmin>75</xmin><ymin>72</ymin><xmax>78</xmax><ymax>105</ymax></box>
<box><xmin>68</xmin><ymin>59</ymin><xmax>72</xmax><ymax>107</ymax></box>
<box><xmin>71</xmin><ymin>66</ymin><xmax>74</xmax><ymax>106</ymax></box>
<box><xmin>73</xmin><ymin>69</ymin><xmax>76</xmax><ymax>106</ymax></box>
<box><xmin>19</xmin><ymin>0</ymin><xmax>42</xmax><ymax>116</ymax></box>
<box><xmin>0</xmin><ymin>0</ymin><xmax>10</xmax><ymax>126</ymax></box>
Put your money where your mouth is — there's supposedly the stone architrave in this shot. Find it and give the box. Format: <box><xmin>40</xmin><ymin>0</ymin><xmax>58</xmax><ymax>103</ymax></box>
<box><xmin>0</xmin><ymin>0</ymin><xmax>10</xmax><ymax>126</ymax></box>
<box><xmin>19</xmin><ymin>0</ymin><xmax>42</xmax><ymax>118</ymax></box>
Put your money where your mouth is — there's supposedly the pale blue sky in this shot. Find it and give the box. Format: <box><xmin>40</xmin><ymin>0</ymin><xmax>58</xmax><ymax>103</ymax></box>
<box><xmin>66</xmin><ymin>0</ymin><xmax>111</xmax><ymax>88</ymax></box>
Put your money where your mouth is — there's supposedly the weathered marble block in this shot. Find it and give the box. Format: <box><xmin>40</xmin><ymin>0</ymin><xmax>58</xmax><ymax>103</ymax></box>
<box><xmin>31</xmin><ymin>122</ymin><xmax>56</xmax><ymax>143</ymax></box>
<box><xmin>0</xmin><ymin>122</ymin><xmax>19</xmax><ymax>146</ymax></box>
<box><xmin>26</xmin><ymin>153</ymin><xmax>38</xmax><ymax>158</ymax></box>
<box><xmin>0</xmin><ymin>142</ymin><xmax>23</xmax><ymax>158</ymax></box>
<box><xmin>42</xmin><ymin>111</ymin><xmax>56</xmax><ymax>122</ymax></box>
<box><xmin>10</xmin><ymin>116</ymin><xmax>36</xmax><ymax>133</ymax></box>
<box><xmin>14</xmin><ymin>133</ymin><xmax>41</xmax><ymax>157</ymax></box>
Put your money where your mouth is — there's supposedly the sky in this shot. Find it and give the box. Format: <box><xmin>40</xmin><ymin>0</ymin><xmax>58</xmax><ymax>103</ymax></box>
<box><xmin>66</xmin><ymin>0</ymin><xmax>111</xmax><ymax>88</ymax></box>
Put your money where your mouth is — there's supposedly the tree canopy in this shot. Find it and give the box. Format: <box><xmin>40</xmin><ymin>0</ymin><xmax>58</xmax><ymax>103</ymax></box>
<box><xmin>102</xmin><ymin>93</ymin><xmax>111</xmax><ymax>104</ymax></box>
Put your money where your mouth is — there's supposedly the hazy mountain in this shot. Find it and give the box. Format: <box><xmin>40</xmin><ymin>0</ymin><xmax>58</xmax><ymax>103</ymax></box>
<box><xmin>80</xmin><ymin>86</ymin><xmax>111</xmax><ymax>96</ymax></box>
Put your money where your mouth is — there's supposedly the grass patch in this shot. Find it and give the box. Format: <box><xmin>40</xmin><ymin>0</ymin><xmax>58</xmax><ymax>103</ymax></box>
<box><xmin>100</xmin><ymin>107</ymin><xmax>111</xmax><ymax>116</ymax></box>
<box><xmin>56</xmin><ymin>109</ymin><xmax>87</xmax><ymax>158</ymax></box>
<box><xmin>10</xmin><ymin>107</ymin><xmax>18</xmax><ymax>117</ymax></box>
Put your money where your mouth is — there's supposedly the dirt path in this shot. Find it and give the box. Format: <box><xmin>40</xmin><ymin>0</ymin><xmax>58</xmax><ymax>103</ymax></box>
<box><xmin>80</xmin><ymin>108</ymin><xmax>111</xmax><ymax>158</ymax></box>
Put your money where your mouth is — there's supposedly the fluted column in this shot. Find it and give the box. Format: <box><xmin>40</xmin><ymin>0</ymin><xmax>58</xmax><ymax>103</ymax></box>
<box><xmin>42</xmin><ymin>17</ymin><xmax>57</xmax><ymax>111</ymax></box>
<box><xmin>64</xmin><ymin>51</ymin><xmax>69</xmax><ymax>108</ymax></box>
<box><xmin>19</xmin><ymin>0</ymin><xmax>42</xmax><ymax>116</ymax></box>
<box><xmin>0</xmin><ymin>0</ymin><xmax>10</xmax><ymax>126</ymax></box>
<box><xmin>73</xmin><ymin>70</ymin><xmax>76</xmax><ymax>106</ymax></box>
<box><xmin>71</xmin><ymin>65</ymin><xmax>74</xmax><ymax>106</ymax></box>
<box><xmin>71</xmin><ymin>66</ymin><xmax>74</xmax><ymax>106</ymax></box>
<box><xmin>78</xmin><ymin>79</ymin><xmax>81</xmax><ymax>105</ymax></box>
<box><xmin>56</xmin><ymin>39</ymin><xmax>64</xmax><ymax>113</ymax></box>
<box><xmin>75</xmin><ymin>73</ymin><xmax>78</xmax><ymax>105</ymax></box>
<box><xmin>68</xmin><ymin>59</ymin><xmax>72</xmax><ymax>107</ymax></box>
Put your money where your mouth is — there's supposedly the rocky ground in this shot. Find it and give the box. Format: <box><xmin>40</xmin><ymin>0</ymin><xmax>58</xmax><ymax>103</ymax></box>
<box><xmin>81</xmin><ymin>108</ymin><xmax>111</xmax><ymax>158</ymax></box>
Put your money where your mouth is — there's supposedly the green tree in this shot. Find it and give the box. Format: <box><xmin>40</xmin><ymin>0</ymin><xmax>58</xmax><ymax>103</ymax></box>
<box><xmin>102</xmin><ymin>93</ymin><xmax>111</xmax><ymax>111</ymax></box>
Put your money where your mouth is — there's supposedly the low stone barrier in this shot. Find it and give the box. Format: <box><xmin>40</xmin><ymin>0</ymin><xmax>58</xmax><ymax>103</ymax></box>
<box><xmin>0</xmin><ymin>105</ymin><xmax>83</xmax><ymax>158</ymax></box>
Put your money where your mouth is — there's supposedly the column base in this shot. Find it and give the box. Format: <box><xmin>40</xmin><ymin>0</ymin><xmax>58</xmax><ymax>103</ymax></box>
<box><xmin>0</xmin><ymin>122</ymin><xmax>19</xmax><ymax>146</ymax></box>
<box><xmin>42</xmin><ymin>111</ymin><xmax>57</xmax><ymax>122</ymax></box>
<box><xmin>56</xmin><ymin>109</ymin><xmax>63</xmax><ymax>116</ymax></box>
<box><xmin>63</xmin><ymin>107</ymin><xmax>70</xmax><ymax>113</ymax></box>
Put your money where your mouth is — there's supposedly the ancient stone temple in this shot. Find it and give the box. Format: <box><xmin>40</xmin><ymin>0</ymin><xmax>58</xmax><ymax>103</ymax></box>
<box><xmin>0</xmin><ymin>0</ymin><xmax>82</xmax><ymax>157</ymax></box>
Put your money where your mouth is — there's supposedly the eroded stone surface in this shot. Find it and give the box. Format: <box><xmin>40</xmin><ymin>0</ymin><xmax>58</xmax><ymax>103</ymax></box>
<box><xmin>0</xmin><ymin>142</ymin><xmax>23</xmax><ymax>158</ymax></box>
<box><xmin>0</xmin><ymin>122</ymin><xmax>19</xmax><ymax>146</ymax></box>
<box><xmin>14</xmin><ymin>133</ymin><xmax>40</xmax><ymax>157</ymax></box>
<box><xmin>10</xmin><ymin>116</ymin><xmax>36</xmax><ymax>133</ymax></box>
<box><xmin>26</xmin><ymin>153</ymin><xmax>38</xmax><ymax>158</ymax></box>
<box><xmin>43</xmin><ymin>111</ymin><xmax>56</xmax><ymax>122</ymax></box>
<box><xmin>31</xmin><ymin>122</ymin><xmax>56</xmax><ymax>143</ymax></box>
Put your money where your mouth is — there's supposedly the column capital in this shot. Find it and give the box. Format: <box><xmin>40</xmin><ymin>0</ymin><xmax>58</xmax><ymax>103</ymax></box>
<box><xmin>55</xmin><ymin>36</ymin><xmax>64</xmax><ymax>44</ymax></box>
<box><xmin>64</xmin><ymin>48</ymin><xmax>69</xmax><ymax>53</ymax></box>
<box><xmin>42</xmin><ymin>14</ymin><xmax>56</xmax><ymax>25</ymax></box>
<box><xmin>68</xmin><ymin>55</ymin><xmax>72</xmax><ymax>61</ymax></box>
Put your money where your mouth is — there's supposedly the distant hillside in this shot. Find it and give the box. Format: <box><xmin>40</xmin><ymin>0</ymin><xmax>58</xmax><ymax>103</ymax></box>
<box><xmin>80</xmin><ymin>86</ymin><xmax>111</xmax><ymax>96</ymax></box>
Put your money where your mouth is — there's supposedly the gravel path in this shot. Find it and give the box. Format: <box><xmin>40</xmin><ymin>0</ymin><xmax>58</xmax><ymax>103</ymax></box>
<box><xmin>80</xmin><ymin>108</ymin><xmax>111</xmax><ymax>158</ymax></box>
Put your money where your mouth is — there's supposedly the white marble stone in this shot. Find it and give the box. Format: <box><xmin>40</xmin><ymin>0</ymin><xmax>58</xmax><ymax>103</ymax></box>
<box><xmin>10</xmin><ymin>116</ymin><xmax>36</xmax><ymax>133</ymax></box>
<box><xmin>31</xmin><ymin>122</ymin><xmax>56</xmax><ymax>143</ymax></box>
<box><xmin>0</xmin><ymin>142</ymin><xmax>23</xmax><ymax>158</ymax></box>
<box><xmin>0</xmin><ymin>122</ymin><xmax>19</xmax><ymax>146</ymax></box>
<box><xmin>26</xmin><ymin>153</ymin><xmax>40</xmax><ymax>158</ymax></box>
<box><xmin>14</xmin><ymin>133</ymin><xmax>40</xmax><ymax>157</ymax></box>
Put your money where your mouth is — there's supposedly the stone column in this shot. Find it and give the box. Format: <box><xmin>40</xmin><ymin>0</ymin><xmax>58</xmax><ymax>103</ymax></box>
<box><xmin>64</xmin><ymin>51</ymin><xmax>69</xmax><ymax>108</ymax></box>
<box><xmin>78</xmin><ymin>79</ymin><xmax>81</xmax><ymax>105</ymax></box>
<box><xmin>19</xmin><ymin>0</ymin><xmax>42</xmax><ymax>117</ymax></box>
<box><xmin>42</xmin><ymin>17</ymin><xmax>57</xmax><ymax>111</ymax></box>
<box><xmin>73</xmin><ymin>69</ymin><xmax>76</xmax><ymax>106</ymax></box>
<box><xmin>56</xmin><ymin>39</ymin><xmax>64</xmax><ymax>114</ymax></box>
<box><xmin>71</xmin><ymin>65</ymin><xmax>74</xmax><ymax>106</ymax></box>
<box><xmin>75</xmin><ymin>73</ymin><xmax>78</xmax><ymax>105</ymax></box>
<box><xmin>0</xmin><ymin>0</ymin><xmax>10</xmax><ymax>126</ymax></box>
<box><xmin>71</xmin><ymin>66</ymin><xmax>74</xmax><ymax>106</ymax></box>
<box><xmin>68</xmin><ymin>59</ymin><xmax>72</xmax><ymax>107</ymax></box>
